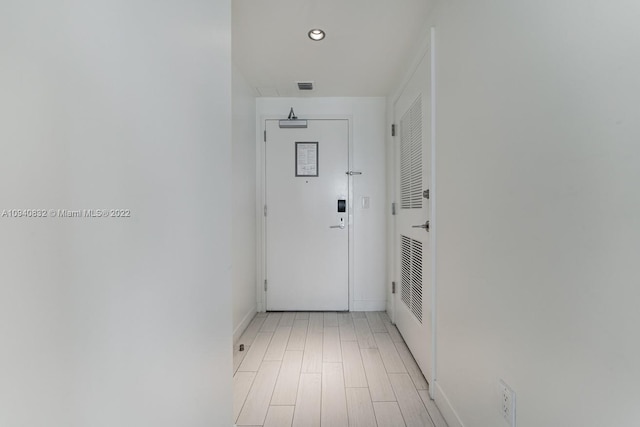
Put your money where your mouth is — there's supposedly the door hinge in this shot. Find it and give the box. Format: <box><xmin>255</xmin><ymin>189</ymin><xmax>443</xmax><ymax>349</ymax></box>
<box><xmin>264</xmin><ymin>279</ymin><xmax>267</xmax><ymax>291</ymax></box>
<box><xmin>392</xmin><ymin>281</ymin><xmax>396</xmax><ymax>294</ymax></box>
<box><xmin>423</xmin><ymin>189</ymin><xmax>430</xmax><ymax>199</ymax></box>
<box><xmin>391</xmin><ymin>202</ymin><xmax>396</xmax><ymax>215</ymax></box>
<box><xmin>391</xmin><ymin>124</ymin><xmax>396</xmax><ymax>137</ymax></box>
<box><xmin>264</xmin><ymin>205</ymin><xmax>267</xmax><ymax>217</ymax></box>
<box><xmin>264</xmin><ymin>130</ymin><xmax>266</xmax><ymax>142</ymax></box>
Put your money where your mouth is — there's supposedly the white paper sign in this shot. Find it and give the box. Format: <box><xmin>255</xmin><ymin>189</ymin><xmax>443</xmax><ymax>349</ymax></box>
<box><xmin>296</xmin><ymin>142</ymin><xmax>318</xmax><ymax>176</ymax></box>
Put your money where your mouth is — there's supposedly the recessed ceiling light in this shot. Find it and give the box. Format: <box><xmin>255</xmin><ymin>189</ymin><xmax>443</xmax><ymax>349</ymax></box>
<box><xmin>308</xmin><ymin>29</ymin><xmax>326</xmax><ymax>41</ymax></box>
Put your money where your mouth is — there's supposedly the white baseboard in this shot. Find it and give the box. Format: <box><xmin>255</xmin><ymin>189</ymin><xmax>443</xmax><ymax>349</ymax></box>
<box><xmin>351</xmin><ymin>299</ymin><xmax>387</xmax><ymax>311</ymax></box>
<box><xmin>434</xmin><ymin>381</ymin><xmax>465</xmax><ymax>427</ymax></box>
<box><xmin>233</xmin><ymin>306</ymin><xmax>257</xmax><ymax>344</ymax></box>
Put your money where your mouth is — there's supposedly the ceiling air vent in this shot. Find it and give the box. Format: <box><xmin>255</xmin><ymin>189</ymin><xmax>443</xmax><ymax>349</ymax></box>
<box><xmin>297</xmin><ymin>81</ymin><xmax>314</xmax><ymax>91</ymax></box>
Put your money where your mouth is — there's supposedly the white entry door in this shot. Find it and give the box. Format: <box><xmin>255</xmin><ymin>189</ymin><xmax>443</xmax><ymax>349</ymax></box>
<box><xmin>265</xmin><ymin>119</ymin><xmax>349</xmax><ymax>311</ymax></box>
<box><xmin>394</xmin><ymin>49</ymin><xmax>432</xmax><ymax>383</ymax></box>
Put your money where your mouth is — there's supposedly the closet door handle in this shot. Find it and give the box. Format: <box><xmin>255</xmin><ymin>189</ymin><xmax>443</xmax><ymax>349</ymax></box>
<box><xmin>412</xmin><ymin>221</ymin><xmax>430</xmax><ymax>232</ymax></box>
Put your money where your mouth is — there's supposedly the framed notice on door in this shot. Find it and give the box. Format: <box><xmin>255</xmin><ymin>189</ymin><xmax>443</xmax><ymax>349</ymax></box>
<box><xmin>295</xmin><ymin>142</ymin><xmax>319</xmax><ymax>177</ymax></box>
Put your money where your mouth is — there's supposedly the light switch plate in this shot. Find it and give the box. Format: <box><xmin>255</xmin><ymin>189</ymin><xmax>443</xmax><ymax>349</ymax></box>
<box><xmin>362</xmin><ymin>196</ymin><xmax>370</xmax><ymax>209</ymax></box>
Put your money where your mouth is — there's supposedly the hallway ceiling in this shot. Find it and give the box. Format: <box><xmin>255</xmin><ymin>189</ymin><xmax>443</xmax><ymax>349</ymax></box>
<box><xmin>232</xmin><ymin>0</ymin><xmax>433</xmax><ymax>97</ymax></box>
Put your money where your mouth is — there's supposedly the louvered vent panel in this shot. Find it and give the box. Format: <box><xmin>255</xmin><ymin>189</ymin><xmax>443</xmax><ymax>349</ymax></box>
<box><xmin>400</xmin><ymin>235</ymin><xmax>423</xmax><ymax>323</ymax></box>
<box><xmin>400</xmin><ymin>96</ymin><xmax>423</xmax><ymax>210</ymax></box>
<box><xmin>401</xmin><ymin>236</ymin><xmax>411</xmax><ymax>307</ymax></box>
<box><xmin>400</xmin><ymin>118</ymin><xmax>412</xmax><ymax>209</ymax></box>
<box><xmin>297</xmin><ymin>81</ymin><xmax>314</xmax><ymax>90</ymax></box>
<box><xmin>411</xmin><ymin>240</ymin><xmax>423</xmax><ymax>322</ymax></box>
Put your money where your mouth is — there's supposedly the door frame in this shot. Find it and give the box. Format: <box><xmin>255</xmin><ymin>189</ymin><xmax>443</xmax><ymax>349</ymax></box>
<box><xmin>256</xmin><ymin>115</ymin><xmax>354</xmax><ymax>312</ymax></box>
<box><xmin>390</xmin><ymin>27</ymin><xmax>437</xmax><ymax>397</ymax></box>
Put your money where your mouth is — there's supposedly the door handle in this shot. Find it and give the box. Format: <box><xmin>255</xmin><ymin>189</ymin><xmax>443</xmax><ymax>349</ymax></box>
<box><xmin>412</xmin><ymin>220</ymin><xmax>430</xmax><ymax>232</ymax></box>
<box><xmin>330</xmin><ymin>218</ymin><xmax>346</xmax><ymax>229</ymax></box>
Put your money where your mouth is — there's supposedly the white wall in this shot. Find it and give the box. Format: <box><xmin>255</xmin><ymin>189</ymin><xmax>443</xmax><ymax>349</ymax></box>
<box><xmin>400</xmin><ymin>1</ymin><xmax>640</xmax><ymax>426</ymax></box>
<box><xmin>232</xmin><ymin>65</ymin><xmax>258</xmax><ymax>340</ymax></box>
<box><xmin>257</xmin><ymin>98</ymin><xmax>387</xmax><ymax>311</ymax></box>
<box><xmin>0</xmin><ymin>2</ymin><xmax>232</xmax><ymax>426</ymax></box>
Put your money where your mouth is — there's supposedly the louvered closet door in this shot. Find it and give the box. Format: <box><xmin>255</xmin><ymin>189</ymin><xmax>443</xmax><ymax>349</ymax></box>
<box><xmin>394</xmin><ymin>47</ymin><xmax>432</xmax><ymax>384</ymax></box>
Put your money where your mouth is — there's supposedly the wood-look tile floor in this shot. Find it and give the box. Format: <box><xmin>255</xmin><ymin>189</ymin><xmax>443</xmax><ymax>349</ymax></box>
<box><xmin>233</xmin><ymin>311</ymin><xmax>448</xmax><ymax>427</ymax></box>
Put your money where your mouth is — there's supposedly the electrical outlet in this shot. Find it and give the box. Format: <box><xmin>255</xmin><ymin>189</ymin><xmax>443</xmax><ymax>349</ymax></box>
<box><xmin>499</xmin><ymin>379</ymin><xmax>516</xmax><ymax>426</ymax></box>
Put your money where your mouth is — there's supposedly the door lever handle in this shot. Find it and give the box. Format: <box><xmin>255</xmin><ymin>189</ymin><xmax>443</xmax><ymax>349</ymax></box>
<box><xmin>330</xmin><ymin>218</ymin><xmax>345</xmax><ymax>229</ymax></box>
<box><xmin>346</xmin><ymin>171</ymin><xmax>362</xmax><ymax>176</ymax></box>
<box><xmin>412</xmin><ymin>220</ymin><xmax>430</xmax><ymax>232</ymax></box>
